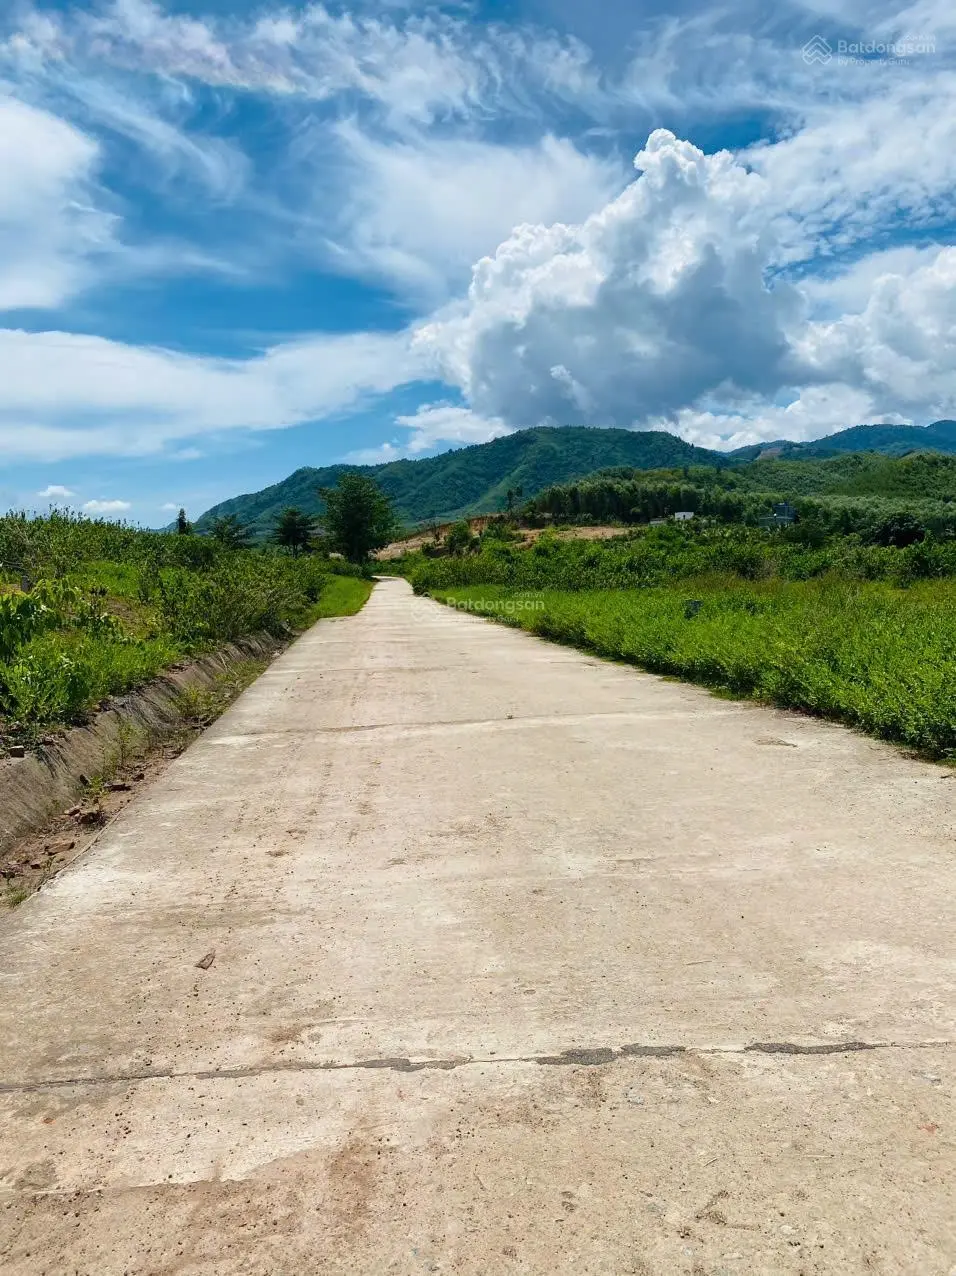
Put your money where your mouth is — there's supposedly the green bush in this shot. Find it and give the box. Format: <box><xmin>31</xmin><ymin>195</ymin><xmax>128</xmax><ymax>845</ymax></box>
<box><xmin>0</xmin><ymin>631</ymin><xmax>177</xmax><ymax>726</ymax></box>
<box><xmin>0</xmin><ymin>510</ymin><xmax>374</xmax><ymax>733</ymax></box>
<box><xmin>406</xmin><ymin>522</ymin><xmax>956</xmax><ymax>595</ymax></box>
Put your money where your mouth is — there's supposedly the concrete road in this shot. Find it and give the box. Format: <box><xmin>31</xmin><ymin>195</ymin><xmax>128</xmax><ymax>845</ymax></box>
<box><xmin>0</xmin><ymin>577</ymin><xmax>953</xmax><ymax>1274</ymax></box>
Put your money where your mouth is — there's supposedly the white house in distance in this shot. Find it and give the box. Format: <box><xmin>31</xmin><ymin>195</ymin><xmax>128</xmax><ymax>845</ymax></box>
<box><xmin>674</xmin><ymin>511</ymin><xmax>695</xmax><ymax>522</ymax></box>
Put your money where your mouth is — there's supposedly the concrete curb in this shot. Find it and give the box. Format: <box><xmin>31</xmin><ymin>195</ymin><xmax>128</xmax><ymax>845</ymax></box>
<box><xmin>0</xmin><ymin>633</ymin><xmax>284</xmax><ymax>855</ymax></box>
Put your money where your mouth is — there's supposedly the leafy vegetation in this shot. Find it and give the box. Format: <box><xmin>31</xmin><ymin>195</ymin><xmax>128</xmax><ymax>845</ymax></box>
<box><xmin>272</xmin><ymin>507</ymin><xmax>317</xmax><ymax>557</ymax></box>
<box><xmin>407</xmin><ymin>521</ymin><xmax>956</xmax><ymax>592</ymax></box>
<box><xmin>527</xmin><ymin>452</ymin><xmax>956</xmax><ymax>541</ymax></box>
<box><xmin>209</xmin><ymin>513</ymin><xmax>252</xmax><ymax>549</ymax></box>
<box><xmin>444</xmin><ymin>520</ymin><xmax>478</xmax><ymax>556</ymax></box>
<box><xmin>0</xmin><ymin>509</ymin><xmax>370</xmax><ymax>740</ymax></box>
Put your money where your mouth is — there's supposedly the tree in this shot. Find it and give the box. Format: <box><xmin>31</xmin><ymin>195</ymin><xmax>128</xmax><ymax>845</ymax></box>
<box><xmin>505</xmin><ymin>485</ymin><xmax>524</xmax><ymax>515</ymax></box>
<box><xmin>319</xmin><ymin>474</ymin><xmax>395</xmax><ymax>562</ymax></box>
<box><xmin>210</xmin><ymin>514</ymin><xmax>251</xmax><ymax>549</ymax></box>
<box><xmin>273</xmin><ymin>507</ymin><xmax>316</xmax><ymax>558</ymax></box>
<box><xmin>870</xmin><ymin>511</ymin><xmax>926</xmax><ymax>548</ymax></box>
<box><xmin>445</xmin><ymin>520</ymin><xmax>474</xmax><ymax>556</ymax></box>
<box><xmin>176</xmin><ymin>508</ymin><xmax>191</xmax><ymax>535</ymax></box>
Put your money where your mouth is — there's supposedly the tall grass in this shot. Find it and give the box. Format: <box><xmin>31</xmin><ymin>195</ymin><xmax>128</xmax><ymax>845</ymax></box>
<box><xmin>432</xmin><ymin>579</ymin><xmax>956</xmax><ymax>758</ymax></box>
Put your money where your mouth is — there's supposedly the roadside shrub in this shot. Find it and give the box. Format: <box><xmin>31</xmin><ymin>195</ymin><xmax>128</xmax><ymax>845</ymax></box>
<box><xmin>0</xmin><ymin>631</ymin><xmax>176</xmax><ymax>726</ymax></box>
<box><xmin>0</xmin><ymin>580</ymin><xmax>124</xmax><ymax>664</ymax></box>
<box><xmin>156</xmin><ymin>556</ymin><xmax>316</xmax><ymax>645</ymax></box>
<box><xmin>405</xmin><ymin>522</ymin><xmax>956</xmax><ymax>596</ymax></box>
<box><xmin>0</xmin><ymin>511</ymin><xmax>375</xmax><ymax>734</ymax></box>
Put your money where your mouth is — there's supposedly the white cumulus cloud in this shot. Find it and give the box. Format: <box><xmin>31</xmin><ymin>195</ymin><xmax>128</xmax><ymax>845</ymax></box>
<box><xmin>416</xmin><ymin>130</ymin><xmax>803</xmax><ymax>429</ymax></box>
<box><xmin>415</xmin><ymin>128</ymin><xmax>956</xmax><ymax>445</ymax></box>
<box><xmin>37</xmin><ymin>483</ymin><xmax>76</xmax><ymax>499</ymax></box>
<box><xmin>797</xmin><ymin>246</ymin><xmax>956</xmax><ymax>421</ymax></box>
<box><xmin>349</xmin><ymin>403</ymin><xmax>512</xmax><ymax>462</ymax></box>
<box><xmin>83</xmin><ymin>498</ymin><xmax>131</xmax><ymax>514</ymax></box>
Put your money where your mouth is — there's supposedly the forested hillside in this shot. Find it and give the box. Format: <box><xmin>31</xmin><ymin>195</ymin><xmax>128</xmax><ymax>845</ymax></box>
<box><xmin>197</xmin><ymin>422</ymin><xmax>956</xmax><ymax>537</ymax></box>
<box><xmin>196</xmin><ymin>427</ymin><xmax>720</xmax><ymax>537</ymax></box>
<box><xmin>729</xmin><ymin>420</ymin><xmax>956</xmax><ymax>460</ymax></box>
<box><xmin>529</xmin><ymin>451</ymin><xmax>956</xmax><ymax>536</ymax></box>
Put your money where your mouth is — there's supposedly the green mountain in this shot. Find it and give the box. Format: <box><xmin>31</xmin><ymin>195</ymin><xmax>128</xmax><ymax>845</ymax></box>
<box><xmin>730</xmin><ymin>420</ymin><xmax>956</xmax><ymax>460</ymax></box>
<box><xmin>197</xmin><ymin>420</ymin><xmax>956</xmax><ymax>538</ymax></box>
<box><xmin>729</xmin><ymin>450</ymin><xmax>956</xmax><ymax>499</ymax></box>
<box><xmin>195</xmin><ymin>427</ymin><xmax>720</xmax><ymax>537</ymax></box>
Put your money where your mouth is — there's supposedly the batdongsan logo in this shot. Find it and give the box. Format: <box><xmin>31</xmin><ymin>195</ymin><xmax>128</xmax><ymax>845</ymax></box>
<box><xmin>802</xmin><ymin>32</ymin><xmax>936</xmax><ymax>67</ymax></box>
<box><xmin>802</xmin><ymin>35</ymin><xmax>832</xmax><ymax>64</ymax></box>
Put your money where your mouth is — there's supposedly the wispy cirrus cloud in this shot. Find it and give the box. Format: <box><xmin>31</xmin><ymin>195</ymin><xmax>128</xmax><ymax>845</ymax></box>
<box><xmin>0</xmin><ymin>2</ymin><xmax>616</xmax><ymax>310</ymax></box>
<box><xmin>324</xmin><ymin>126</ymin><xmax>626</xmax><ymax>302</ymax></box>
<box><xmin>0</xmin><ymin>325</ymin><xmax>430</xmax><ymax>461</ymax></box>
<box><xmin>2</xmin><ymin>0</ymin><xmax>599</xmax><ymax>125</ymax></box>
<box><xmin>0</xmin><ymin>95</ymin><xmax>117</xmax><ymax>310</ymax></box>
<box><xmin>2</xmin><ymin>7</ymin><xmax>249</xmax><ymax>201</ymax></box>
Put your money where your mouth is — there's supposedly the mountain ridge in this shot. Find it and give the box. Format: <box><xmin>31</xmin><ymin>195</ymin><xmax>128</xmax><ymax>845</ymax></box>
<box><xmin>196</xmin><ymin>421</ymin><xmax>956</xmax><ymax>536</ymax></box>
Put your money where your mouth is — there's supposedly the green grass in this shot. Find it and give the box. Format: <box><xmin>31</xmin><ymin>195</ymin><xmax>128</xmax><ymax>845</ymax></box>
<box><xmin>434</xmin><ymin>580</ymin><xmax>956</xmax><ymax>759</ymax></box>
<box><xmin>173</xmin><ymin>658</ymin><xmax>273</xmax><ymax>730</ymax></box>
<box><xmin>305</xmin><ymin>574</ymin><xmax>374</xmax><ymax>620</ymax></box>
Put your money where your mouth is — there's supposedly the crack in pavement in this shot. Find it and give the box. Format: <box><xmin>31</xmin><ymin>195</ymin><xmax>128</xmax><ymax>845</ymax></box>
<box><xmin>745</xmin><ymin>1040</ymin><xmax>874</xmax><ymax>1055</ymax></box>
<box><xmin>0</xmin><ymin>1038</ymin><xmax>950</xmax><ymax>1094</ymax></box>
<box><xmin>204</xmin><ymin>708</ymin><xmax>743</xmax><ymax>743</ymax></box>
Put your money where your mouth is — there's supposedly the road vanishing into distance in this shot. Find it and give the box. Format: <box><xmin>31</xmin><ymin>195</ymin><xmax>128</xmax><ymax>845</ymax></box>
<box><xmin>0</xmin><ymin>576</ymin><xmax>953</xmax><ymax>1274</ymax></box>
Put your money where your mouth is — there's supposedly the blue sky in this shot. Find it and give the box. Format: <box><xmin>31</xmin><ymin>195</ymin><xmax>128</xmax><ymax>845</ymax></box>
<box><xmin>1</xmin><ymin>0</ymin><xmax>954</xmax><ymax>526</ymax></box>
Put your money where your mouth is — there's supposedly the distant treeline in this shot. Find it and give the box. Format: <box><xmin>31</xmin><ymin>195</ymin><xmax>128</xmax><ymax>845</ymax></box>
<box><xmin>526</xmin><ymin>453</ymin><xmax>956</xmax><ymax>541</ymax></box>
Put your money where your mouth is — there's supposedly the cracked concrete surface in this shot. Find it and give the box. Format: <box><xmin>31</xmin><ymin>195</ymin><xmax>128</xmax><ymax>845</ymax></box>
<box><xmin>0</xmin><ymin>576</ymin><xmax>953</xmax><ymax>1274</ymax></box>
